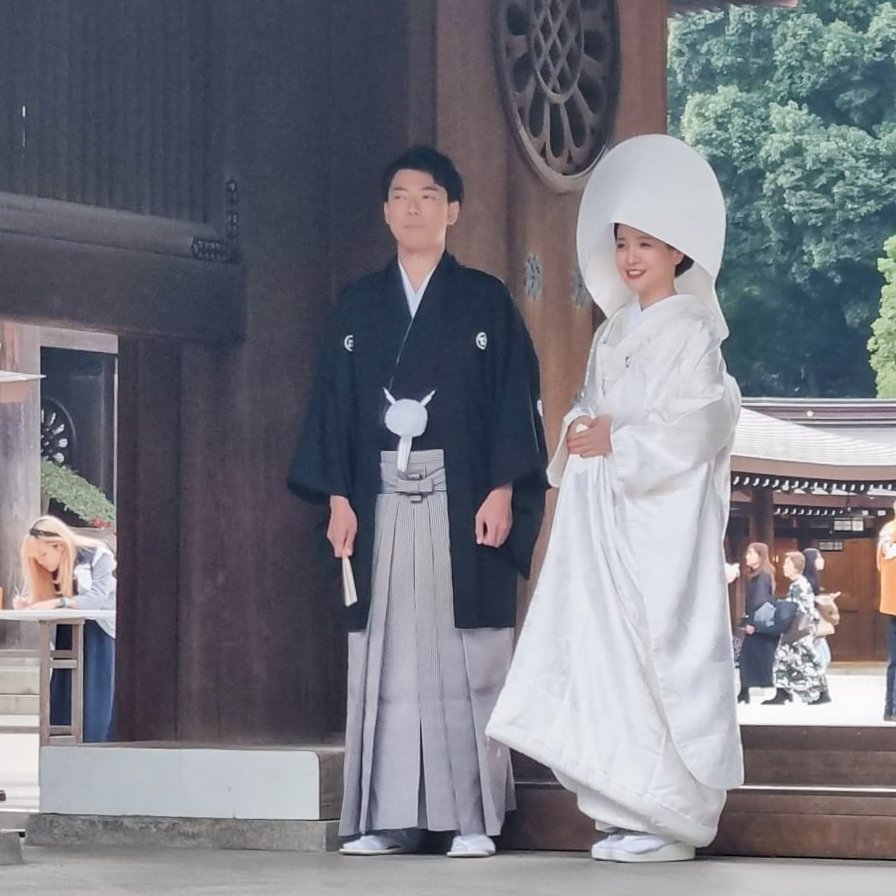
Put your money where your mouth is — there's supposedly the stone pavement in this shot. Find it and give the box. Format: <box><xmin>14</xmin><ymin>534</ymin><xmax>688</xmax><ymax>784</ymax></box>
<box><xmin>737</xmin><ymin>663</ymin><xmax>893</xmax><ymax>726</ymax></box>
<box><xmin>2</xmin><ymin>846</ymin><xmax>896</xmax><ymax>896</ymax></box>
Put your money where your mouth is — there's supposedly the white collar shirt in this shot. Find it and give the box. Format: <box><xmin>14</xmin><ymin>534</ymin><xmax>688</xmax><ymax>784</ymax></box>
<box><xmin>398</xmin><ymin>262</ymin><xmax>437</xmax><ymax>319</ymax></box>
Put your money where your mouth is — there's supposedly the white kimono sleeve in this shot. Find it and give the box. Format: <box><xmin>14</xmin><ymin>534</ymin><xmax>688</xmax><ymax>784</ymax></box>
<box><xmin>546</xmin><ymin>321</ymin><xmax>609</xmax><ymax>487</ymax></box>
<box><xmin>609</xmin><ymin>324</ymin><xmax>739</xmax><ymax>495</ymax></box>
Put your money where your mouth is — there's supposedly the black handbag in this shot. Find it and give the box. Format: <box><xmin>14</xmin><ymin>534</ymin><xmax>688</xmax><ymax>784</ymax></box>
<box><xmin>772</xmin><ymin>599</ymin><xmax>797</xmax><ymax>632</ymax></box>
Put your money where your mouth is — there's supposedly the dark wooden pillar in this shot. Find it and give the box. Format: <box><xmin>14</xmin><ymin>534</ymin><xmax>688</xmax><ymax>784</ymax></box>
<box><xmin>0</xmin><ymin>322</ymin><xmax>40</xmax><ymax>645</ymax></box>
<box><xmin>749</xmin><ymin>487</ymin><xmax>775</xmax><ymax>552</ymax></box>
<box><xmin>114</xmin><ymin>337</ymin><xmax>182</xmax><ymax>740</ymax></box>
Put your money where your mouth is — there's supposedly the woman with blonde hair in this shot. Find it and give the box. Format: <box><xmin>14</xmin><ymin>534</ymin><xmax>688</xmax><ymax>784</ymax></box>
<box><xmin>15</xmin><ymin>516</ymin><xmax>116</xmax><ymax>742</ymax></box>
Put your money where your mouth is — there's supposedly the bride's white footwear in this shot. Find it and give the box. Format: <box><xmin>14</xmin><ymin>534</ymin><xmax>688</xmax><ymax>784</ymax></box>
<box><xmin>597</xmin><ymin>832</ymin><xmax>695</xmax><ymax>863</ymax></box>
<box><xmin>591</xmin><ymin>829</ymin><xmax>624</xmax><ymax>861</ymax></box>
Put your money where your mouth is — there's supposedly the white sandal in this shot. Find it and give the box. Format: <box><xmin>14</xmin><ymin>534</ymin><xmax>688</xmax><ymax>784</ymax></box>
<box><xmin>339</xmin><ymin>830</ymin><xmax>421</xmax><ymax>856</ymax></box>
<box><xmin>446</xmin><ymin>833</ymin><xmax>496</xmax><ymax>858</ymax></box>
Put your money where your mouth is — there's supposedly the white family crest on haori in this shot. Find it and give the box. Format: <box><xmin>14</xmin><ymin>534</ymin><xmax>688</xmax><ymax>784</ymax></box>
<box><xmin>487</xmin><ymin>134</ymin><xmax>743</xmax><ymax>850</ymax></box>
<box><xmin>383</xmin><ymin>388</ymin><xmax>436</xmax><ymax>474</ymax></box>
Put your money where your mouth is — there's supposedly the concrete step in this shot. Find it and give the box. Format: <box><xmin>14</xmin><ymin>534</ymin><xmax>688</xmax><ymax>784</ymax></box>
<box><xmin>0</xmin><ymin>831</ymin><xmax>23</xmax><ymax>865</ymax></box>
<box><xmin>0</xmin><ymin>695</ymin><xmax>38</xmax><ymax>715</ymax></box>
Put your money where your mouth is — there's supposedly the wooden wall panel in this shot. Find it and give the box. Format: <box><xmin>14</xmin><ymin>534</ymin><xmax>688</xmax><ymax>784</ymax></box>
<box><xmin>145</xmin><ymin>0</ymin><xmax>344</xmax><ymax>743</ymax></box>
<box><xmin>327</xmin><ymin>0</ymin><xmax>437</xmax><ymax>291</ymax></box>
<box><xmin>0</xmin><ymin>0</ymin><xmax>211</xmax><ymax>222</ymax></box>
<box><xmin>822</xmin><ymin>538</ymin><xmax>882</xmax><ymax>662</ymax></box>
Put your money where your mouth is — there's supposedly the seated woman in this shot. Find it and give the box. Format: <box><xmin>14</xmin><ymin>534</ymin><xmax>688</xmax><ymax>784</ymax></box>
<box><xmin>14</xmin><ymin>516</ymin><xmax>116</xmax><ymax>742</ymax></box>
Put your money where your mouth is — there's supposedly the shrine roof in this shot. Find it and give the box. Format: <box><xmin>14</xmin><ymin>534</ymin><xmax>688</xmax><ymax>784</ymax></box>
<box><xmin>733</xmin><ymin>407</ymin><xmax>896</xmax><ymax>487</ymax></box>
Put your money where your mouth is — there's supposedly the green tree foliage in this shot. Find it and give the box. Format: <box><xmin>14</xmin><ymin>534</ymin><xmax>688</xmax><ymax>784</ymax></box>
<box><xmin>668</xmin><ymin>1</ymin><xmax>896</xmax><ymax>396</ymax></box>
<box><xmin>869</xmin><ymin>236</ymin><xmax>896</xmax><ymax>396</ymax></box>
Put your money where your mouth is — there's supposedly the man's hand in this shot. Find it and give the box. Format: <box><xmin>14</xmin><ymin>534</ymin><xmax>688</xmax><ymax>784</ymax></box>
<box><xmin>567</xmin><ymin>415</ymin><xmax>613</xmax><ymax>458</ymax></box>
<box><xmin>475</xmin><ymin>484</ymin><xmax>513</xmax><ymax>548</ymax></box>
<box><xmin>744</xmin><ymin>625</ymin><xmax>756</xmax><ymax>635</ymax></box>
<box><xmin>328</xmin><ymin>495</ymin><xmax>358</xmax><ymax>558</ymax></box>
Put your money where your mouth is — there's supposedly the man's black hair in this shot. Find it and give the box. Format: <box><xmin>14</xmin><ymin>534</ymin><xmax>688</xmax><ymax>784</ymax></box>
<box><xmin>613</xmin><ymin>222</ymin><xmax>694</xmax><ymax>278</ymax></box>
<box><xmin>381</xmin><ymin>145</ymin><xmax>464</xmax><ymax>204</ymax></box>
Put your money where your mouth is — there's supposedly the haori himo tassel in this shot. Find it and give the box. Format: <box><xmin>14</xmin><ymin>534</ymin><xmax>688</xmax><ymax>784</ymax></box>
<box><xmin>383</xmin><ymin>387</ymin><xmax>436</xmax><ymax>474</ymax></box>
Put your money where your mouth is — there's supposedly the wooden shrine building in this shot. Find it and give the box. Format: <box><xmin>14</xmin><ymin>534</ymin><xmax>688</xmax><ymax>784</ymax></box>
<box><xmin>7</xmin><ymin>0</ymin><xmax>892</xmax><ymax>863</ymax></box>
<box><xmin>730</xmin><ymin>405</ymin><xmax>896</xmax><ymax>661</ymax></box>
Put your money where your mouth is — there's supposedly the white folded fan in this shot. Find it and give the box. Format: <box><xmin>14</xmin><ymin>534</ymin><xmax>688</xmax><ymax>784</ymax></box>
<box><xmin>342</xmin><ymin>555</ymin><xmax>358</xmax><ymax>607</ymax></box>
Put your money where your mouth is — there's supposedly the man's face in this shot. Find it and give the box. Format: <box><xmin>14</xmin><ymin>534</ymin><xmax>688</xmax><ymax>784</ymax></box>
<box><xmin>383</xmin><ymin>168</ymin><xmax>459</xmax><ymax>254</ymax></box>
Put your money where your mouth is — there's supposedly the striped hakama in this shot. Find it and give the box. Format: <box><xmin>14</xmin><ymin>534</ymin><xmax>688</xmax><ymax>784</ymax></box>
<box><xmin>340</xmin><ymin>449</ymin><xmax>515</xmax><ymax>837</ymax></box>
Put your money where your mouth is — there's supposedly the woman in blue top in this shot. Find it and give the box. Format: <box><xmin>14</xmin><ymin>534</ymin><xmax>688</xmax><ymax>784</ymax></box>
<box><xmin>15</xmin><ymin>516</ymin><xmax>117</xmax><ymax>742</ymax></box>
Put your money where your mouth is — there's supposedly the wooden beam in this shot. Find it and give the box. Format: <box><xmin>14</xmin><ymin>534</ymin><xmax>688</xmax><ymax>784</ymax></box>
<box><xmin>0</xmin><ymin>231</ymin><xmax>245</xmax><ymax>345</ymax></box>
<box><xmin>38</xmin><ymin>327</ymin><xmax>118</xmax><ymax>354</ymax></box>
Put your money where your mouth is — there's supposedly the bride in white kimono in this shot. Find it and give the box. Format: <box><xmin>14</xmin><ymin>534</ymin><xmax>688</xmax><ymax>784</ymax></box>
<box><xmin>487</xmin><ymin>135</ymin><xmax>744</xmax><ymax>863</ymax></box>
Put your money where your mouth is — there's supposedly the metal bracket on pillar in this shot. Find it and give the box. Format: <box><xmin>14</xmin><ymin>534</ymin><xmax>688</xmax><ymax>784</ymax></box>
<box><xmin>191</xmin><ymin>178</ymin><xmax>239</xmax><ymax>263</ymax></box>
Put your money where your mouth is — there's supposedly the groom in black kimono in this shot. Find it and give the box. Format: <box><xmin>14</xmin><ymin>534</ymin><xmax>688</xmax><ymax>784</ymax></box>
<box><xmin>289</xmin><ymin>145</ymin><xmax>546</xmax><ymax>857</ymax></box>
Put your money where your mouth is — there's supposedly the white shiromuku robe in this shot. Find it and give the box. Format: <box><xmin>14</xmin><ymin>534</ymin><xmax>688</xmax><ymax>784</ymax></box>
<box><xmin>487</xmin><ymin>293</ymin><xmax>744</xmax><ymax>847</ymax></box>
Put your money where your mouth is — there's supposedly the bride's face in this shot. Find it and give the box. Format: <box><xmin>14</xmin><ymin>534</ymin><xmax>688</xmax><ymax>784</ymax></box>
<box><xmin>614</xmin><ymin>224</ymin><xmax>683</xmax><ymax>300</ymax></box>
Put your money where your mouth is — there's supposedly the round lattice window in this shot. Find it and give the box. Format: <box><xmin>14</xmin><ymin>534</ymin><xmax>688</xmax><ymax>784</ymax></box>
<box><xmin>494</xmin><ymin>0</ymin><xmax>620</xmax><ymax>190</ymax></box>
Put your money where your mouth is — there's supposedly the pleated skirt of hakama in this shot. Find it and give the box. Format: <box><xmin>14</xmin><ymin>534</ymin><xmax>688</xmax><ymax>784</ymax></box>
<box><xmin>340</xmin><ymin>449</ymin><xmax>514</xmax><ymax>837</ymax></box>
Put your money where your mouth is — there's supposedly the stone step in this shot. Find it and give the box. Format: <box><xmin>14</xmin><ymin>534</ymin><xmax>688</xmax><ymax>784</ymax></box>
<box><xmin>501</xmin><ymin>780</ymin><xmax>896</xmax><ymax>859</ymax></box>
<box><xmin>0</xmin><ymin>831</ymin><xmax>23</xmax><ymax>866</ymax></box>
<box><xmin>0</xmin><ymin>694</ymin><xmax>38</xmax><ymax>715</ymax></box>
<box><xmin>26</xmin><ymin>815</ymin><xmax>339</xmax><ymax>852</ymax></box>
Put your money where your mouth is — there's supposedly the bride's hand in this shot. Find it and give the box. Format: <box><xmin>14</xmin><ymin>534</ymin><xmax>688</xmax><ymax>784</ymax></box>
<box><xmin>565</xmin><ymin>416</ymin><xmax>592</xmax><ymax>452</ymax></box>
<box><xmin>567</xmin><ymin>415</ymin><xmax>613</xmax><ymax>458</ymax></box>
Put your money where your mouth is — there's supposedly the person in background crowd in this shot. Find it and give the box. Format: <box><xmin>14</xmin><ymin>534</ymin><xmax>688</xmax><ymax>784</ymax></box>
<box><xmin>803</xmin><ymin>547</ymin><xmax>837</xmax><ymax>705</ymax></box>
<box><xmin>764</xmin><ymin>552</ymin><xmax>824</xmax><ymax>706</ymax></box>
<box><xmin>737</xmin><ymin>543</ymin><xmax>779</xmax><ymax>705</ymax></box>
<box><xmin>876</xmin><ymin>505</ymin><xmax>896</xmax><ymax>723</ymax></box>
